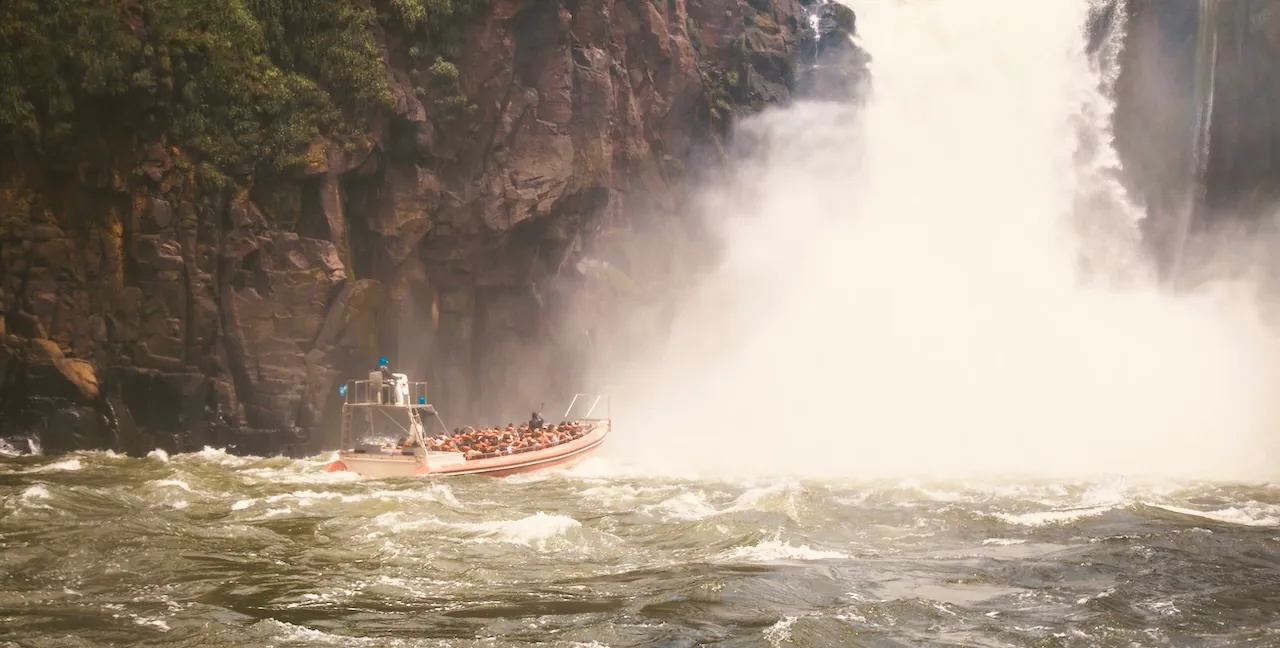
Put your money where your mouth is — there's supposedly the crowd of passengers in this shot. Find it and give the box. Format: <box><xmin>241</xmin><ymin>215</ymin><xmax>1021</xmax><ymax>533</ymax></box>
<box><xmin>396</xmin><ymin>420</ymin><xmax>590</xmax><ymax>460</ymax></box>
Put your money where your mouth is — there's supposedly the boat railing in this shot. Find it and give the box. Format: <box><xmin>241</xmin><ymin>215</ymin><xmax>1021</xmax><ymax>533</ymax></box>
<box><xmin>563</xmin><ymin>392</ymin><xmax>611</xmax><ymax>421</ymax></box>
<box><xmin>343</xmin><ymin>378</ymin><xmax>431</xmax><ymax>408</ymax></box>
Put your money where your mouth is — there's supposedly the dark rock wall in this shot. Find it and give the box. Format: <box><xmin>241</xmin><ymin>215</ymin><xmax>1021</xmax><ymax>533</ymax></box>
<box><xmin>0</xmin><ymin>0</ymin><xmax>820</xmax><ymax>456</ymax></box>
<box><xmin>1115</xmin><ymin>0</ymin><xmax>1280</xmax><ymax>261</ymax></box>
<box><xmin>1112</xmin><ymin>0</ymin><xmax>1202</xmax><ymax>271</ymax></box>
<box><xmin>1201</xmin><ymin>0</ymin><xmax>1280</xmax><ymax>220</ymax></box>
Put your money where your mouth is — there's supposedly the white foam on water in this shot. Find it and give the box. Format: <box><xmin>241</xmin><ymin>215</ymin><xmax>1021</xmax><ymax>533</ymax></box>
<box><xmin>993</xmin><ymin>505</ymin><xmax>1116</xmax><ymax>527</ymax></box>
<box><xmin>3</xmin><ymin>484</ymin><xmax>55</xmax><ymax>513</ymax></box>
<box><xmin>644</xmin><ymin>491</ymin><xmax>721</xmax><ymax>521</ymax></box>
<box><xmin>148</xmin><ymin>479</ymin><xmax>194</xmax><ymax>492</ymax></box>
<box><xmin>190</xmin><ymin>446</ymin><xmax>248</xmax><ymax>466</ymax></box>
<box><xmin>24</xmin><ymin>459</ymin><xmax>83</xmax><ymax>473</ymax></box>
<box><xmin>370</xmin><ymin>511</ymin><xmax>435</xmax><ymax>533</ymax></box>
<box><xmin>1151</xmin><ymin>502</ymin><xmax>1280</xmax><ymax>527</ymax></box>
<box><xmin>578</xmin><ymin>483</ymin><xmax>646</xmax><ymax>504</ymax></box>
<box><xmin>239</xmin><ymin>465</ymin><xmax>363</xmax><ymax>485</ymax></box>
<box><xmin>718</xmin><ymin>537</ymin><xmax>850</xmax><ymax>563</ymax></box>
<box><xmin>132</xmin><ymin>615</ymin><xmax>171</xmax><ymax>632</ymax></box>
<box><xmin>468</xmin><ymin>512</ymin><xmax>583</xmax><ymax>546</ymax></box>
<box><xmin>366</xmin><ymin>511</ymin><xmax>585</xmax><ymax>550</ymax></box>
<box><xmin>252</xmin><ymin>618</ymin><xmax>387</xmax><ymax>645</ymax></box>
<box><xmin>764</xmin><ymin>615</ymin><xmax>801</xmax><ymax>645</ymax></box>
<box><xmin>21</xmin><ymin>484</ymin><xmax>51</xmax><ymax>500</ymax></box>
<box><xmin>369</xmin><ymin>484</ymin><xmax>461</xmax><ymax>507</ymax></box>
<box><xmin>264</xmin><ymin>490</ymin><xmax>346</xmax><ymax>505</ymax></box>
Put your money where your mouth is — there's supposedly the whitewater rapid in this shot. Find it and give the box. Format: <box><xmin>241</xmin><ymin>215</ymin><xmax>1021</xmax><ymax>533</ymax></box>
<box><xmin>3</xmin><ymin>449</ymin><xmax>1279</xmax><ymax>646</ymax></box>
<box><xmin>605</xmin><ymin>0</ymin><xmax>1280</xmax><ymax>483</ymax></box>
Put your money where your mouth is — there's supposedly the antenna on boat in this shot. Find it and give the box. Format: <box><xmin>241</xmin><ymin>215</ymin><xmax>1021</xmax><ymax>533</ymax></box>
<box><xmin>432</xmin><ymin>409</ymin><xmax>453</xmax><ymax>438</ymax></box>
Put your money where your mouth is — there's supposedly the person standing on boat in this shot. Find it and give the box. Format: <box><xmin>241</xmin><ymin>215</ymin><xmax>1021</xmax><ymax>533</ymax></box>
<box><xmin>529</xmin><ymin>411</ymin><xmax>545</xmax><ymax>431</ymax></box>
<box><xmin>378</xmin><ymin>357</ymin><xmax>394</xmax><ymax>403</ymax></box>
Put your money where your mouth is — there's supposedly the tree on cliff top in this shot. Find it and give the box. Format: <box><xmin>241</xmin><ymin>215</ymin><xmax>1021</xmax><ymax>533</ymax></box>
<box><xmin>0</xmin><ymin>0</ymin><xmax>479</xmax><ymax>180</ymax></box>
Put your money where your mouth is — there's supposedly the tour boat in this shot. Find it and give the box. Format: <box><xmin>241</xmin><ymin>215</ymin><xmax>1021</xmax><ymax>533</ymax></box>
<box><xmin>323</xmin><ymin>371</ymin><xmax>610</xmax><ymax>479</ymax></box>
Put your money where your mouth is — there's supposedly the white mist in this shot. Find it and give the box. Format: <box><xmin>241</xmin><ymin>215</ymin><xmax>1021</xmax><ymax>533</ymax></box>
<box><xmin>604</xmin><ymin>0</ymin><xmax>1280</xmax><ymax>482</ymax></box>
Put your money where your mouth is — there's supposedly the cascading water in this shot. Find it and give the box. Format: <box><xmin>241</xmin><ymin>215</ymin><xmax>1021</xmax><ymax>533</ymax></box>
<box><xmin>611</xmin><ymin>0</ymin><xmax>1280</xmax><ymax>482</ymax></box>
<box><xmin>1070</xmin><ymin>0</ymin><xmax>1150</xmax><ymax>285</ymax></box>
<box><xmin>804</xmin><ymin>1</ymin><xmax>823</xmax><ymax>62</ymax></box>
<box><xmin>1169</xmin><ymin>0</ymin><xmax>1220</xmax><ymax>279</ymax></box>
<box><xmin>794</xmin><ymin>0</ymin><xmax>869</xmax><ymax>102</ymax></box>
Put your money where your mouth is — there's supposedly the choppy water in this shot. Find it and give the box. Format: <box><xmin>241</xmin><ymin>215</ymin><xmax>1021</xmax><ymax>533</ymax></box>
<box><xmin>2</xmin><ymin>449</ymin><xmax>1279</xmax><ymax>647</ymax></box>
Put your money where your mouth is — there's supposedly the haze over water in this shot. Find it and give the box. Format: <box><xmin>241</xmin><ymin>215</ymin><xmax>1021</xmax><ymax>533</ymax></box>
<box><xmin>611</xmin><ymin>0</ymin><xmax>1280</xmax><ymax>483</ymax></box>
<box><xmin>4</xmin><ymin>1</ymin><xmax>1280</xmax><ymax>647</ymax></box>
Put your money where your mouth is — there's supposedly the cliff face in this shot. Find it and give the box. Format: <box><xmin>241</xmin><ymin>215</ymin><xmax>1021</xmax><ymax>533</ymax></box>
<box><xmin>1111</xmin><ymin>0</ymin><xmax>1202</xmax><ymax>270</ymax></box>
<box><xmin>0</xmin><ymin>0</ymin><xmax>816</xmax><ymax>455</ymax></box>
<box><xmin>1115</xmin><ymin>0</ymin><xmax>1280</xmax><ymax>267</ymax></box>
<box><xmin>1200</xmin><ymin>0</ymin><xmax>1280</xmax><ymax>219</ymax></box>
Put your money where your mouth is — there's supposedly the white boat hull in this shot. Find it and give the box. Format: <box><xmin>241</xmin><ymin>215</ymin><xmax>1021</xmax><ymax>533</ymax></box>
<box><xmin>327</xmin><ymin>421</ymin><xmax>609</xmax><ymax>478</ymax></box>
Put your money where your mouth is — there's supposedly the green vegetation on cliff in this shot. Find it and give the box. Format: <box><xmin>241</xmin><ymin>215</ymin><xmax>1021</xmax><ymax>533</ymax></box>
<box><xmin>0</xmin><ymin>0</ymin><xmax>480</xmax><ymax>177</ymax></box>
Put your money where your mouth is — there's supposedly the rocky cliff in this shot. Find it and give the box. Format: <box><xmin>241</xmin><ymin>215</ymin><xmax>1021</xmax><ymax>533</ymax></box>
<box><xmin>1200</xmin><ymin>0</ymin><xmax>1280</xmax><ymax>220</ymax></box>
<box><xmin>1112</xmin><ymin>0</ymin><xmax>1203</xmax><ymax>272</ymax></box>
<box><xmin>1115</xmin><ymin>0</ymin><xmax>1280</xmax><ymax>272</ymax></box>
<box><xmin>0</xmin><ymin>0</ymin><xmax>854</xmax><ymax>456</ymax></box>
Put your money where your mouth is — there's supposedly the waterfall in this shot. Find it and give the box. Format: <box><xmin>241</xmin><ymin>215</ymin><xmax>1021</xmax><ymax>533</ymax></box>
<box><xmin>1072</xmin><ymin>0</ymin><xmax>1150</xmax><ymax>285</ymax></box>
<box><xmin>102</xmin><ymin>398</ymin><xmax>121</xmax><ymax>439</ymax></box>
<box><xmin>805</xmin><ymin>0</ymin><xmax>824</xmax><ymax>64</ymax></box>
<box><xmin>794</xmin><ymin>0</ymin><xmax>868</xmax><ymax>102</ymax></box>
<box><xmin>1170</xmin><ymin>0</ymin><xmax>1220</xmax><ymax>279</ymax></box>
<box><xmin>0</xmin><ymin>435</ymin><xmax>42</xmax><ymax>457</ymax></box>
<box><xmin>613</xmin><ymin>0</ymin><xmax>1280</xmax><ymax>481</ymax></box>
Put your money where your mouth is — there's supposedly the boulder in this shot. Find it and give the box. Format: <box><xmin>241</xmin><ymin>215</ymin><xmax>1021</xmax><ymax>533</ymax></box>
<box><xmin>24</xmin><ymin>339</ymin><xmax>100</xmax><ymax>402</ymax></box>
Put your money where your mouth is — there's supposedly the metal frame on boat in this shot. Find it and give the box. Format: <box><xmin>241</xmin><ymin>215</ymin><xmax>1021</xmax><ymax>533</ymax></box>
<box><xmin>324</xmin><ymin>371</ymin><xmax>610</xmax><ymax>479</ymax></box>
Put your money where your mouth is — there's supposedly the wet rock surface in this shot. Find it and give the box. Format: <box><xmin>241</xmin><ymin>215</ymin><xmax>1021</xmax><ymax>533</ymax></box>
<box><xmin>795</xmin><ymin>0</ymin><xmax>869</xmax><ymax>101</ymax></box>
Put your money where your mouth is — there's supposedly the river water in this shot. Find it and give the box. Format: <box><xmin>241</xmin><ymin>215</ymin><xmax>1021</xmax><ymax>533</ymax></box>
<box><xmin>2</xmin><ymin>450</ymin><xmax>1279</xmax><ymax>647</ymax></box>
